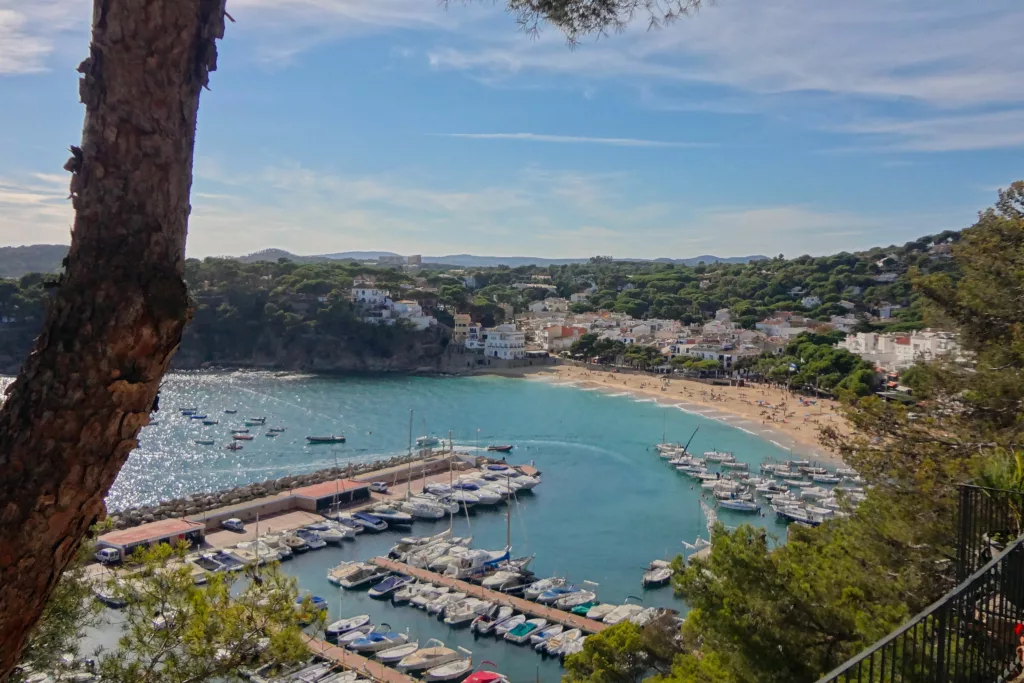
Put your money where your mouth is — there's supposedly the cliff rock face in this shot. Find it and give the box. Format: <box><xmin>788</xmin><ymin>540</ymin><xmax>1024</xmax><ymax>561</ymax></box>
<box><xmin>172</xmin><ymin>323</ymin><xmax>449</xmax><ymax>372</ymax></box>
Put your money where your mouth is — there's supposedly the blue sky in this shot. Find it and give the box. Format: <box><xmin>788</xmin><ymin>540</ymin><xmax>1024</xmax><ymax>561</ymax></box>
<box><xmin>1</xmin><ymin>0</ymin><xmax>1022</xmax><ymax>259</ymax></box>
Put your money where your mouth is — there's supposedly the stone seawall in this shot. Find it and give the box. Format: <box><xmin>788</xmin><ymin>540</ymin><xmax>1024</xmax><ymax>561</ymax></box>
<box><xmin>106</xmin><ymin>453</ymin><xmax>458</xmax><ymax>531</ymax></box>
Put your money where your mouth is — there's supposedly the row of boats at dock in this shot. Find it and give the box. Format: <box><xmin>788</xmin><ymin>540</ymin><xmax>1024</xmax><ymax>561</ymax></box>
<box><xmin>244</xmin><ymin>652</ymin><xmax>510</xmax><ymax>683</ymax></box>
<box><xmin>655</xmin><ymin>441</ymin><xmax>867</xmax><ymax>527</ymax></box>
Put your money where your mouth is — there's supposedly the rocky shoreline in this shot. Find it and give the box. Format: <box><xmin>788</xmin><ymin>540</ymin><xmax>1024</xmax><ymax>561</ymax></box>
<box><xmin>105</xmin><ymin>452</ymin><xmax>439</xmax><ymax>531</ymax></box>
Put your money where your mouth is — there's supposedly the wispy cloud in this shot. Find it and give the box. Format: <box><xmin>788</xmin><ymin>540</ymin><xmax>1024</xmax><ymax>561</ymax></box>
<box><xmin>835</xmin><ymin>109</ymin><xmax>1024</xmax><ymax>152</ymax></box>
<box><xmin>0</xmin><ymin>173</ymin><xmax>72</xmax><ymax>244</ymax></box>
<box><xmin>439</xmin><ymin>132</ymin><xmax>708</xmax><ymax>148</ymax></box>
<box><xmin>0</xmin><ymin>1</ymin><xmax>88</xmax><ymax>74</ymax></box>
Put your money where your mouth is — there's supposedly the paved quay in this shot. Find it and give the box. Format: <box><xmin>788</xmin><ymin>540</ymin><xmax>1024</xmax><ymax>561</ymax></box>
<box><xmin>370</xmin><ymin>557</ymin><xmax>607</xmax><ymax>634</ymax></box>
<box><xmin>303</xmin><ymin>635</ymin><xmax>419</xmax><ymax>683</ymax></box>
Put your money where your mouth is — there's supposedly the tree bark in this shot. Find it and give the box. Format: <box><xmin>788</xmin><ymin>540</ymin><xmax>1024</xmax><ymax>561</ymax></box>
<box><xmin>0</xmin><ymin>0</ymin><xmax>226</xmax><ymax>678</ymax></box>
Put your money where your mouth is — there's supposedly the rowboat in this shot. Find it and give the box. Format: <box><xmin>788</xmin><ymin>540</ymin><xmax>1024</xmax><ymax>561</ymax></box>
<box><xmin>306</xmin><ymin>435</ymin><xmax>346</xmax><ymax>444</ymax></box>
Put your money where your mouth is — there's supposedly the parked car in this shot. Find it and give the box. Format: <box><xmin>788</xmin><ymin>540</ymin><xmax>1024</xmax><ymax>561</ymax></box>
<box><xmin>221</xmin><ymin>518</ymin><xmax>245</xmax><ymax>532</ymax></box>
<box><xmin>369</xmin><ymin>481</ymin><xmax>389</xmax><ymax>493</ymax></box>
<box><xmin>95</xmin><ymin>547</ymin><xmax>121</xmax><ymax>565</ymax></box>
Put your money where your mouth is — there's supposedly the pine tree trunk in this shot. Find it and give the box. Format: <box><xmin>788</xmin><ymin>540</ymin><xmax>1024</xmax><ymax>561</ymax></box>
<box><xmin>0</xmin><ymin>0</ymin><xmax>226</xmax><ymax>678</ymax></box>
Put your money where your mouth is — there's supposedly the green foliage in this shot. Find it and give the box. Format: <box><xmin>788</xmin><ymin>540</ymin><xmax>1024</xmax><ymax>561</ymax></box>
<box><xmin>561</xmin><ymin>184</ymin><xmax>1022</xmax><ymax>683</ymax></box>
<box><xmin>564</xmin><ymin>620</ymin><xmax>677</xmax><ymax>683</ymax></box>
<box><xmin>11</xmin><ymin>544</ymin><xmax>102</xmax><ymax>683</ymax></box>
<box><xmin>96</xmin><ymin>543</ymin><xmax>311</xmax><ymax>683</ymax></box>
<box><xmin>569</xmin><ymin>333</ymin><xmax>627</xmax><ymax>363</ymax></box>
<box><xmin>753</xmin><ymin>332</ymin><xmax>877</xmax><ymax>397</ymax></box>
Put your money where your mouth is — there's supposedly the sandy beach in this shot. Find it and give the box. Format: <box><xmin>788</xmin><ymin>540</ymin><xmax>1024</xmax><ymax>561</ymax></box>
<box><xmin>491</xmin><ymin>364</ymin><xmax>852</xmax><ymax>463</ymax></box>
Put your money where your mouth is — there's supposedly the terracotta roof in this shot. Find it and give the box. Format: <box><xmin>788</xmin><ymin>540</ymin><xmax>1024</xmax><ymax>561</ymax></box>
<box><xmin>291</xmin><ymin>478</ymin><xmax>369</xmax><ymax>500</ymax></box>
<box><xmin>98</xmin><ymin>518</ymin><xmax>205</xmax><ymax>548</ymax></box>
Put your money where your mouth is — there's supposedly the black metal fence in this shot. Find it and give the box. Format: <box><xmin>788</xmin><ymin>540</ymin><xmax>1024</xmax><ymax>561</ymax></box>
<box><xmin>958</xmin><ymin>485</ymin><xmax>1024</xmax><ymax>581</ymax></box>
<box><xmin>818</xmin><ymin>535</ymin><xmax>1024</xmax><ymax>683</ymax></box>
<box><xmin>817</xmin><ymin>485</ymin><xmax>1024</xmax><ymax>683</ymax></box>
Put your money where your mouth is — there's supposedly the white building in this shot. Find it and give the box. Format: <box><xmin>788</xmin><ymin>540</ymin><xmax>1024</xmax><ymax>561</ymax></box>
<box><xmin>715</xmin><ymin>308</ymin><xmax>731</xmax><ymax>322</ymax></box>
<box><xmin>484</xmin><ymin>324</ymin><xmax>526</xmax><ymax>360</ymax></box>
<box><xmin>570</xmin><ymin>292</ymin><xmax>590</xmax><ymax>303</ymax></box>
<box><xmin>392</xmin><ymin>301</ymin><xmax>436</xmax><ymax>330</ymax></box>
<box><xmin>839</xmin><ymin>300</ymin><xmax>857</xmax><ymax>310</ymax></box>
<box><xmin>838</xmin><ymin>331</ymin><xmax>959</xmax><ymax>371</ymax></box>
<box><xmin>466</xmin><ymin>323</ymin><xmax>484</xmax><ymax>350</ymax></box>
<box><xmin>830</xmin><ymin>314</ymin><xmax>859</xmax><ymax>333</ymax></box>
<box><xmin>351</xmin><ymin>287</ymin><xmax>392</xmax><ymax>307</ymax></box>
<box><xmin>801</xmin><ymin>295</ymin><xmax>822</xmax><ymax>308</ymax></box>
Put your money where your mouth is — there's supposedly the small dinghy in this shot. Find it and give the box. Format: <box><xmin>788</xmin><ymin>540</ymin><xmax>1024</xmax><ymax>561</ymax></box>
<box><xmin>326</xmin><ymin>614</ymin><xmax>371</xmax><ymax>640</ymax></box>
<box><xmin>377</xmin><ymin>641</ymin><xmax>420</xmax><ymax>664</ymax></box>
<box><xmin>423</xmin><ymin>648</ymin><xmax>473</xmax><ymax>682</ymax></box>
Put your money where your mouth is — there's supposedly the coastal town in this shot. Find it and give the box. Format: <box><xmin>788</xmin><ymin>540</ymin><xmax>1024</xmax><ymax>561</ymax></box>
<box><xmin>346</xmin><ymin>267</ymin><xmax>960</xmax><ymax>397</ymax></box>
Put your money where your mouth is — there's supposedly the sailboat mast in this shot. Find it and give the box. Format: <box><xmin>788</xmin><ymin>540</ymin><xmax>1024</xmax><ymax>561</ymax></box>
<box><xmin>407</xmin><ymin>409</ymin><xmax>413</xmax><ymax>498</ymax></box>
<box><xmin>506</xmin><ymin>471</ymin><xmax>512</xmax><ymax>549</ymax></box>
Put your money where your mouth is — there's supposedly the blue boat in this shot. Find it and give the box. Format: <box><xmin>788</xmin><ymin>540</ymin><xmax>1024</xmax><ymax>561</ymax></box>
<box><xmin>537</xmin><ymin>586</ymin><xmax>579</xmax><ymax>604</ymax></box>
<box><xmin>351</xmin><ymin>512</ymin><xmax>388</xmax><ymax>533</ymax></box>
<box><xmin>190</xmin><ymin>414</ymin><xmax>208</xmax><ymax>420</ymax></box>
<box><xmin>295</xmin><ymin>595</ymin><xmax>327</xmax><ymax>610</ymax></box>
<box><xmin>348</xmin><ymin>630</ymin><xmax>408</xmax><ymax>653</ymax></box>
<box><xmin>368</xmin><ymin>574</ymin><xmax>413</xmax><ymax>599</ymax></box>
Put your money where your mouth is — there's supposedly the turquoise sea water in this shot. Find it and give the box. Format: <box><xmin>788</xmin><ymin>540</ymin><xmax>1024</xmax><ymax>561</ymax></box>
<box><xmin>110</xmin><ymin>372</ymin><xmax>801</xmax><ymax>681</ymax></box>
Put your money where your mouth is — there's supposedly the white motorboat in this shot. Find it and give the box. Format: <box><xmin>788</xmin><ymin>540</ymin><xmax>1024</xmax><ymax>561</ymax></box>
<box><xmin>335</xmin><ymin>624</ymin><xmax>374</xmax><ymax>647</ymax></box>
<box><xmin>493</xmin><ymin>614</ymin><xmax>525</xmax><ymax>636</ymax></box>
<box><xmin>642</xmin><ymin>565</ymin><xmax>673</xmax><ymax>588</ymax></box>
<box><xmin>411</xmin><ymin>585</ymin><xmax>450</xmax><ymax>609</ymax></box>
<box><xmin>349</xmin><ymin>630</ymin><xmax>410</xmax><ymax>653</ymax></box>
<box><xmin>397</xmin><ymin>639</ymin><xmax>460</xmax><ymax>673</ymax></box>
<box><xmin>392</xmin><ymin>581</ymin><xmax>426</xmax><ymax>605</ymax></box>
<box><xmin>427</xmin><ymin>592</ymin><xmax>467</xmax><ymax>615</ymax></box>
<box><xmin>400</xmin><ymin>500</ymin><xmax>446</xmax><ymax>520</ymax></box>
<box><xmin>336</xmin><ymin>563</ymin><xmax>389</xmax><ymax>590</ymax></box>
<box><xmin>530</xmin><ymin>624</ymin><xmax>564</xmax><ymax>648</ymax></box>
<box><xmin>544</xmin><ymin>628</ymin><xmax>582</xmax><ymax>656</ymax></box>
<box><xmin>423</xmin><ymin>649</ymin><xmax>473</xmax><ymax>682</ymax></box>
<box><xmin>441</xmin><ymin>547</ymin><xmax>511</xmax><ymax>580</ymax></box>
<box><xmin>504</xmin><ymin>618</ymin><xmax>547</xmax><ymax>644</ymax></box>
<box><xmin>481</xmin><ymin>570</ymin><xmax>524</xmax><ymax>592</ymax></box>
<box><xmin>326</xmin><ymin>614</ymin><xmax>371</xmax><ymax>639</ymax></box>
<box><xmin>629</xmin><ymin>607</ymin><xmax>662</xmax><ymax>626</ymax></box>
<box><xmin>603</xmin><ymin>604</ymin><xmax>644</xmax><ymax>625</ymax></box>
<box><xmin>718</xmin><ymin>498</ymin><xmax>760</xmax><ymax>512</ymax></box>
<box><xmin>559</xmin><ymin>635</ymin><xmax>586</xmax><ymax>659</ymax></box>
<box><xmin>523</xmin><ymin>576</ymin><xmax>566</xmax><ymax>601</ymax></box>
<box><xmin>555</xmin><ymin>590</ymin><xmax>596</xmax><ymax>610</ymax></box>
<box><xmin>377</xmin><ymin>641</ymin><xmax>420</xmax><ymax>664</ymax></box>
<box><xmin>368</xmin><ymin>574</ymin><xmax>415</xmax><ymax>599</ymax></box>
<box><xmin>451</xmin><ymin>481</ymin><xmax>503</xmax><ymax>505</ymax></box>
<box><xmin>370</xmin><ymin>505</ymin><xmax>415</xmax><ymax>526</ymax></box>
<box><xmin>472</xmin><ymin>605</ymin><xmax>515</xmax><ymax>634</ymax></box>
<box><xmin>443</xmin><ymin>598</ymin><xmax>493</xmax><ymax>626</ymax></box>
<box><xmin>704</xmin><ymin>450</ymin><xmax>735</xmax><ymax>462</ymax></box>
<box><xmin>800</xmin><ymin>486</ymin><xmax>830</xmax><ymax>501</ymax></box>
<box><xmin>811</xmin><ymin>473</ymin><xmax>842</xmax><ymax>484</ymax></box>
<box><xmin>585</xmin><ymin>603</ymin><xmax>616</xmax><ymax>620</ymax></box>
<box><xmin>721</xmin><ymin>461</ymin><xmax>749</xmax><ymax>470</ymax></box>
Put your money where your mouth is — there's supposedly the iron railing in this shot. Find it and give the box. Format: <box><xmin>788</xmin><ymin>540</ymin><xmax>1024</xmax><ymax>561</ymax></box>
<box><xmin>818</xmin><ymin>484</ymin><xmax>1024</xmax><ymax>683</ymax></box>
<box><xmin>958</xmin><ymin>485</ymin><xmax>1024</xmax><ymax>581</ymax></box>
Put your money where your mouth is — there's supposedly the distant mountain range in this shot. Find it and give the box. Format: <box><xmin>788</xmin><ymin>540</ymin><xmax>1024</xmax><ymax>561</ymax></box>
<box><xmin>0</xmin><ymin>245</ymin><xmax>768</xmax><ymax>279</ymax></box>
<box><xmin>239</xmin><ymin>249</ymin><xmax>769</xmax><ymax>268</ymax></box>
<box><xmin>0</xmin><ymin>245</ymin><xmax>68</xmax><ymax>278</ymax></box>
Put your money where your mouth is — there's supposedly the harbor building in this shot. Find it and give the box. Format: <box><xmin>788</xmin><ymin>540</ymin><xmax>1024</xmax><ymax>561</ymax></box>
<box><xmin>97</xmin><ymin>518</ymin><xmax>206</xmax><ymax>557</ymax></box>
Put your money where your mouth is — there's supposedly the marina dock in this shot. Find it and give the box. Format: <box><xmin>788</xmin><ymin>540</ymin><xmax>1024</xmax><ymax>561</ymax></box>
<box><xmin>369</xmin><ymin>557</ymin><xmax>607</xmax><ymax>634</ymax></box>
<box><xmin>304</xmin><ymin>635</ymin><xmax>418</xmax><ymax>683</ymax></box>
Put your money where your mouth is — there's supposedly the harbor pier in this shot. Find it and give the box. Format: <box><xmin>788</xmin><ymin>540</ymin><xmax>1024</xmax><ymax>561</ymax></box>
<box><xmin>303</xmin><ymin>635</ymin><xmax>419</xmax><ymax>683</ymax></box>
<box><xmin>369</xmin><ymin>557</ymin><xmax>607</xmax><ymax>634</ymax></box>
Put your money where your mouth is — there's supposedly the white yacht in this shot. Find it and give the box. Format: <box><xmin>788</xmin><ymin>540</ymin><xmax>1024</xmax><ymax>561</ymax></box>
<box><xmin>400</xmin><ymin>499</ymin><xmax>446</xmax><ymax>520</ymax></box>
<box><xmin>397</xmin><ymin>639</ymin><xmax>460</xmax><ymax>673</ymax></box>
<box><xmin>443</xmin><ymin>598</ymin><xmax>492</xmax><ymax>626</ymax></box>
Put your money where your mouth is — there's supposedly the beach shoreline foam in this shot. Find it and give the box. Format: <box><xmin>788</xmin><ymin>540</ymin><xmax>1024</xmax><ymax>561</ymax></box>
<box><xmin>485</xmin><ymin>364</ymin><xmax>851</xmax><ymax>464</ymax></box>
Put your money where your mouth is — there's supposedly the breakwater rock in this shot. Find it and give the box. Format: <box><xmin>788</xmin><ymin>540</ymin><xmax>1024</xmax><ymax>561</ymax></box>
<box><xmin>105</xmin><ymin>453</ymin><xmax>449</xmax><ymax>531</ymax></box>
